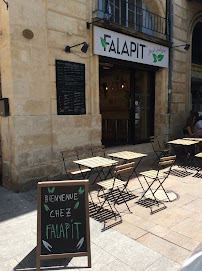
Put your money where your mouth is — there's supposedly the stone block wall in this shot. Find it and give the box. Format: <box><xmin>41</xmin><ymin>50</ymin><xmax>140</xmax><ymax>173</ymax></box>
<box><xmin>0</xmin><ymin>0</ymin><xmax>101</xmax><ymax>191</ymax></box>
<box><xmin>170</xmin><ymin>0</ymin><xmax>202</xmax><ymax>137</ymax></box>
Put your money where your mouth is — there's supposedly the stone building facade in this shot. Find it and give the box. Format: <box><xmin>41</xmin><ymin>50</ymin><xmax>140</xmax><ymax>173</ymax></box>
<box><xmin>0</xmin><ymin>0</ymin><xmax>201</xmax><ymax>191</ymax></box>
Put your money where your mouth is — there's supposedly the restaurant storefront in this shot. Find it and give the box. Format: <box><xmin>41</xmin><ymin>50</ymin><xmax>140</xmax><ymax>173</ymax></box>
<box><xmin>94</xmin><ymin>26</ymin><xmax>168</xmax><ymax>146</ymax></box>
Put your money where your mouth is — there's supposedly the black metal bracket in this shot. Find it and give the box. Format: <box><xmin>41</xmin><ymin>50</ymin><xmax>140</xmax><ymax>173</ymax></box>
<box><xmin>87</xmin><ymin>17</ymin><xmax>110</xmax><ymax>29</ymax></box>
<box><xmin>171</xmin><ymin>43</ymin><xmax>190</xmax><ymax>51</ymax></box>
<box><xmin>2</xmin><ymin>0</ymin><xmax>8</xmax><ymax>10</ymax></box>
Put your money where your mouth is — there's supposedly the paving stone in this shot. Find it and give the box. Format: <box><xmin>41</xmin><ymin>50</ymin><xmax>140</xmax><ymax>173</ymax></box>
<box><xmin>143</xmin><ymin>256</ymin><xmax>181</xmax><ymax>271</ymax></box>
<box><xmin>70</xmin><ymin>243</ymin><xmax>116</xmax><ymax>270</ymax></box>
<box><xmin>171</xmin><ymin>218</ymin><xmax>202</xmax><ymax>242</ymax></box>
<box><xmin>163</xmin><ymin>230</ymin><xmax>200</xmax><ymax>251</ymax></box>
<box><xmin>124</xmin><ymin>215</ymin><xmax>157</xmax><ymax>232</ymax></box>
<box><xmin>92</xmin><ymin>227</ymin><xmax>162</xmax><ymax>270</ymax></box>
<box><xmin>187</xmin><ymin>211</ymin><xmax>202</xmax><ymax>222</ymax></box>
<box><xmin>0</xmin><ymin>258</ymin><xmax>19</xmax><ymax>271</ymax></box>
<box><xmin>148</xmin><ymin>224</ymin><xmax>171</xmax><ymax>237</ymax></box>
<box><xmin>183</xmin><ymin>198</ymin><xmax>202</xmax><ymax>214</ymax></box>
<box><xmin>113</xmin><ymin>220</ymin><xmax>147</xmax><ymax>240</ymax></box>
<box><xmin>137</xmin><ymin>233</ymin><xmax>191</xmax><ymax>264</ymax></box>
<box><xmin>99</xmin><ymin>259</ymin><xmax>135</xmax><ymax>271</ymax></box>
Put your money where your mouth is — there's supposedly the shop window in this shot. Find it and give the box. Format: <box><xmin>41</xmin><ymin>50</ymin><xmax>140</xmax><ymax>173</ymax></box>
<box><xmin>191</xmin><ymin>22</ymin><xmax>202</xmax><ymax>114</ymax></box>
<box><xmin>192</xmin><ymin>22</ymin><xmax>202</xmax><ymax>65</ymax></box>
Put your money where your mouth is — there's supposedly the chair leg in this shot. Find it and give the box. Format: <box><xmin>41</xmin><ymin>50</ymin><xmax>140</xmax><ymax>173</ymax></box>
<box><xmin>151</xmin><ymin>155</ymin><xmax>160</xmax><ymax>166</ymax></box>
<box><xmin>153</xmin><ymin>179</ymin><xmax>171</xmax><ymax>202</ymax></box>
<box><xmin>140</xmin><ymin>176</ymin><xmax>167</xmax><ymax>213</ymax></box>
<box><xmin>115</xmin><ymin>186</ymin><xmax>132</xmax><ymax>213</ymax></box>
<box><xmin>97</xmin><ymin>188</ymin><xmax>118</xmax><ymax>221</ymax></box>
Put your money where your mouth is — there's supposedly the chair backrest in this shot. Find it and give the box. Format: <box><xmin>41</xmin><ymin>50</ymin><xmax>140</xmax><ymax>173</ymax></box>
<box><xmin>114</xmin><ymin>162</ymin><xmax>135</xmax><ymax>180</ymax></box>
<box><xmin>61</xmin><ymin>149</ymin><xmax>80</xmax><ymax>160</ymax></box>
<box><xmin>150</xmin><ymin>136</ymin><xmax>155</xmax><ymax>143</ymax></box>
<box><xmin>158</xmin><ymin>155</ymin><xmax>176</xmax><ymax>176</ymax></box>
<box><xmin>150</xmin><ymin>136</ymin><xmax>156</xmax><ymax>149</ymax></box>
<box><xmin>150</xmin><ymin>136</ymin><xmax>166</xmax><ymax>151</ymax></box>
<box><xmin>159</xmin><ymin>155</ymin><xmax>176</xmax><ymax>166</ymax></box>
<box><xmin>90</xmin><ymin>145</ymin><xmax>106</xmax><ymax>157</ymax></box>
<box><xmin>60</xmin><ymin>149</ymin><xmax>81</xmax><ymax>175</ymax></box>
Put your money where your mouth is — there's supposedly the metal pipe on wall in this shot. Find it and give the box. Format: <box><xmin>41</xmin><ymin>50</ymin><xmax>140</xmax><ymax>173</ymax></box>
<box><xmin>167</xmin><ymin>0</ymin><xmax>173</xmax><ymax>115</ymax></box>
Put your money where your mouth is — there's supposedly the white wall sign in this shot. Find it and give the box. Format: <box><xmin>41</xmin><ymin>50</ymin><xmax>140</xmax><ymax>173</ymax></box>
<box><xmin>94</xmin><ymin>26</ymin><xmax>169</xmax><ymax>68</ymax></box>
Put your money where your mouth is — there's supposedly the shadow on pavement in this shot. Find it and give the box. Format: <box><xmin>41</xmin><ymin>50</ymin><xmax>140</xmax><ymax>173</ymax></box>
<box><xmin>14</xmin><ymin>247</ymin><xmax>75</xmax><ymax>271</ymax></box>
<box><xmin>0</xmin><ymin>186</ymin><xmax>37</xmax><ymax>223</ymax></box>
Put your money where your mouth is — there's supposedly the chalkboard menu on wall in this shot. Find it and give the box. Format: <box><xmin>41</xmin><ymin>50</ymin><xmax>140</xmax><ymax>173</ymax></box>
<box><xmin>36</xmin><ymin>180</ymin><xmax>91</xmax><ymax>270</ymax></box>
<box><xmin>56</xmin><ymin>60</ymin><xmax>86</xmax><ymax>115</ymax></box>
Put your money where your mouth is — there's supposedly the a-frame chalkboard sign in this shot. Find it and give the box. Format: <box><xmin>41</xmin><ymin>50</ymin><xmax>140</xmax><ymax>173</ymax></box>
<box><xmin>36</xmin><ymin>180</ymin><xmax>91</xmax><ymax>270</ymax></box>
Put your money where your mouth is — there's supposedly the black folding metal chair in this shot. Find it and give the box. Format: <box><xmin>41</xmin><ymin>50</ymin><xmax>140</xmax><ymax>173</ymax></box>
<box><xmin>139</xmin><ymin>155</ymin><xmax>176</xmax><ymax>214</ymax></box>
<box><xmin>150</xmin><ymin>136</ymin><xmax>169</xmax><ymax>165</ymax></box>
<box><xmin>61</xmin><ymin>149</ymin><xmax>90</xmax><ymax>179</ymax></box>
<box><xmin>90</xmin><ymin>145</ymin><xmax>106</xmax><ymax>157</ymax></box>
<box><xmin>96</xmin><ymin>162</ymin><xmax>135</xmax><ymax>216</ymax></box>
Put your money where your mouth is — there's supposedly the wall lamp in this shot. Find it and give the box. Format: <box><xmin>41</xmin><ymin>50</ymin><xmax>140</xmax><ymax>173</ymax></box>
<box><xmin>65</xmin><ymin>42</ymin><xmax>89</xmax><ymax>53</ymax></box>
<box><xmin>172</xmin><ymin>43</ymin><xmax>190</xmax><ymax>51</ymax></box>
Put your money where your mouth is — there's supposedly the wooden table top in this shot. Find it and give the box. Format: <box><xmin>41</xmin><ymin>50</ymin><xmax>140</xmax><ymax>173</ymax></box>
<box><xmin>108</xmin><ymin>151</ymin><xmax>147</xmax><ymax>160</ymax></box>
<box><xmin>183</xmin><ymin>137</ymin><xmax>202</xmax><ymax>142</ymax></box>
<box><xmin>73</xmin><ymin>156</ymin><xmax>118</xmax><ymax>169</ymax></box>
<box><xmin>168</xmin><ymin>139</ymin><xmax>199</xmax><ymax>145</ymax></box>
<box><xmin>195</xmin><ymin>153</ymin><xmax>202</xmax><ymax>158</ymax></box>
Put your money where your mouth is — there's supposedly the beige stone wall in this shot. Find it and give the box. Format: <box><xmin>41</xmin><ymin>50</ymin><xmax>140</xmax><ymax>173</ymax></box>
<box><xmin>0</xmin><ymin>0</ymin><xmax>101</xmax><ymax>190</ymax></box>
<box><xmin>0</xmin><ymin>2</ymin><xmax>16</xmax><ymax>188</ymax></box>
<box><xmin>47</xmin><ymin>0</ymin><xmax>101</xmax><ymax>174</ymax></box>
<box><xmin>170</xmin><ymin>1</ymin><xmax>202</xmax><ymax>137</ymax></box>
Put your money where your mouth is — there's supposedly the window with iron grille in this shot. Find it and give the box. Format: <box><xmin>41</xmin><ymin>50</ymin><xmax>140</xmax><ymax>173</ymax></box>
<box><xmin>97</xmin><ymin>0</ymin><xmax>168</xmax><ymax>38</ymax></box>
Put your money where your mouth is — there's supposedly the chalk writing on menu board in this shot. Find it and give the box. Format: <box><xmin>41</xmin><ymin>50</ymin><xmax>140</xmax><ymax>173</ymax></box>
<box><xmin>56</xmin><ymin>60</ymin><xmax>86</xmax><ymax>115</ymax></box>
<box><xmin>41</xmin><ymin>185</ymin><xmax>87</xmax><ymax>255</ymax></box>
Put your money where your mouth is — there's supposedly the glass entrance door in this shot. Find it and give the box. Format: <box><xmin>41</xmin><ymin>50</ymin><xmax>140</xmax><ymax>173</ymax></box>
<box><xmin>100</xmin><ymin>65</ymin><xmax>131</xmax><ymax>146</ymax></box>
<box><xmin>130</xmin><ymin>70</ymin><xmax>155</xmax><ymax>143</ymax></box>
<box><xmin>99</xmin><ymin>60</ymin><xmax>155</xmax><ymax>146</ymax></box>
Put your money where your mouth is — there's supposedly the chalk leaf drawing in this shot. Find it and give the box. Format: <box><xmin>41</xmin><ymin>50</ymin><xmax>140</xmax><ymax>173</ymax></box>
<box><xmin>78</xmin><ymin>187</ymin><xmax>85</xmax><ymax>195</ymax></box>
<box><xmin>76</xmin><ymin>237</ymin><xmax>84</xmax><ymax>250</ymax></box>
<box><xmin>48</xmin><ymin>187</ymin><xmax>55</xmax><ymax>194</ymax></box>
<box><xmin>42</xmin><ymin>240</ymin><xmax>52</xmax><ymax>252</ymax></box>
<box><xmin>74</xmin><ymin>201</ymin><xmax>80</xmax><ymax>209</ymax></box>
<box><xmin>44</xmin><ymin>204</ymin><xmax>50</xmax><ymax>211</ymax></box>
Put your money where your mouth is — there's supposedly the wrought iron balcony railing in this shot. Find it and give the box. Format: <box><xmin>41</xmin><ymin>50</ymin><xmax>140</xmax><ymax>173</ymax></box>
<box><xmin>93</xmin><ymin>0</ymin><xmax>169</xmax><ymax>40</ymax></box>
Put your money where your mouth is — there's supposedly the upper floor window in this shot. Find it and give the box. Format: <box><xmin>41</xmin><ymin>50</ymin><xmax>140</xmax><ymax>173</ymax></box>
<box><xmin>97</xmin><ymin>0</ymin><xmax>167</xmax><ymax>38</ymax></box>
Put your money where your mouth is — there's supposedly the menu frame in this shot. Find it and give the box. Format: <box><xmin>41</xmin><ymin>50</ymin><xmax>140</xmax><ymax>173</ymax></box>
<box><xmin>56</xmin><ymin>59</ymin><xmax>86</xmax><ymax>115</ymax></box>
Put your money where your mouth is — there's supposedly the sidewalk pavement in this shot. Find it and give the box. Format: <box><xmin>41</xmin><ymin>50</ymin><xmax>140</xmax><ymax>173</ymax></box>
<box><xmin>2</xmin><ymin>142</ymin><xmax>201</xmax><ymax>271</ymax></box>
<box><xmin>0</xmin><ymin>185</ymin><xmax>180</xmax><ymax>271</ymax></box>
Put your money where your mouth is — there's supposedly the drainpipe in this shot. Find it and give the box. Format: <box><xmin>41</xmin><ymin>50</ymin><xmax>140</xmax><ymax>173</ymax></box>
<box><xmin>167</xmin><ymin>0</ymin><xmax>173</xmax><ymax>115</ymax></box>
<box><xmin>167</xmin><ymin>0</ymin><xmax>173</xmax><ymax>141</ymax></box>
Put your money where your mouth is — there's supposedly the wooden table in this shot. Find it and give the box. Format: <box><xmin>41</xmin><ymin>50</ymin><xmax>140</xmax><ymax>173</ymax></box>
<box><xmin>108</xmin><ymin>151</ymin><xmax>147</xmax><ymax>161</ymax></box>
<box><xmin>168</xmin><ymin>139</ymin><xmax>199</xmax><ymax>145</ymax></box>
<box><xmin>74</xmin><ymin>156</ymin><xmax>118</xmax><ymax>183</ymax></box>
<box><xmin>168</xmin><ymin>139</ymin><xmax>199</xmax><ymax>168</ymax></box>
<box><xmin>183</xmin><ymin>137</ymin><xmax>202</xmax><ymax>142</ymax></box>
<box><xmin>108</xmin><ymin>151</ymin><xmax>147</xmax><ymax>191</ymax></box>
